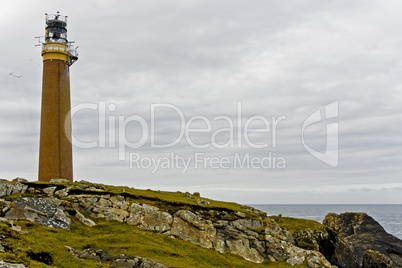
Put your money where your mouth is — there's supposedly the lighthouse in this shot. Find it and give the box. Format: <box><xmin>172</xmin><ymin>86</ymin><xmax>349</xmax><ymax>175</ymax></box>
<box><xmin>38</xmin><ymin>12</ymin><xmax>78</xmax><ymax>182</ymax></box>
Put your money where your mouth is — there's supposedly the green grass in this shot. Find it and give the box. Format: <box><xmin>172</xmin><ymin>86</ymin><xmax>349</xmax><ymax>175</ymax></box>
<box><xmin>22</xmin><ymin>181</ymin><xmax>259</xmax><ymax>220</ymax></box>
<box><xmin>0</xmin><ymin>181</ymin><xmax>314</xmax><ymax>267</ymax></box>
<box><xmin>269</xmin><ymin>216</ymin><xmax>326</xmax><ymax>234</ymax></box>
<box><xmin>0</xmin><ymin>217</ymin><xmax>308</xmax><ymax>267</ymax></box>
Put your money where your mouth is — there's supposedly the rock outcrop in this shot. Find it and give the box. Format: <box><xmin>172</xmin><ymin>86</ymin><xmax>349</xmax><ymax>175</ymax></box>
<box><xmin>68</xmin><ymin>247</ymin><xmax>168</xmax><ymax>268</ymax></box>
<box><xmin>0</xmin><ymin>259</ymin><xmax>27</xmax><ymax>268</ymax></box>
<box><xmin>128</xmin><ymin>203</ymin><xmax>172</xmax><ymax>233</ymax></box>
<box><xmin>362</xmin><ymin>250</ymin><xmax>394</xmax><ymax>268</ymax></box>
<box><xmin>75</xmin><ymin>210</ymin><xmax>96</xmax><ymax>227</ymax></box>
<box><xmin>323</xmin><ymin>212</ymin><xmax>402</xmax><ymax>268</ymax></box>
<box><xmin>4</xmin><ymin>197</ymin><xmax>71</xmax><ymax>229</ymax></box>
<box><xmin>170</xmin><ymin>209</ymin><xmax>216</xmax><ymax>249</ymax></box>
<box><xmin>69</xmin><ymin>193</ymin><xmax>334</xmax><ymax>266</ymax></box>
<box><xmin>0</xmin><ymin>180</ymin><xmax>28</xmax><ymax>198</ymax></box>
<box><xmin>0</xmin><ymin>179</ymin><xmax>338</xmax><ymax>267</ymax></box>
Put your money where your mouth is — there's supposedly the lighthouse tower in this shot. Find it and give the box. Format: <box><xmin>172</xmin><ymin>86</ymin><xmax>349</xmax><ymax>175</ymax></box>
<box><xmin>38</xmin><ymin>12</ymin><xmax>78</xmax><ymax>182</ymax></box>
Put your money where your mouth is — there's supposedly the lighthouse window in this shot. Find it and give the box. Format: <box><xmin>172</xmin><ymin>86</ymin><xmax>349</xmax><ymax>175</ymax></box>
<box><xmin>47</xmin><ymin>31</ymin><xmax>67</xmax><ymax>43</ymax></box>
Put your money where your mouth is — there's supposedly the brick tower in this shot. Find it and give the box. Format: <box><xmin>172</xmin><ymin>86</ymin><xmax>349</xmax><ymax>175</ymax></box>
<box><xmin>38</xmin><ymin>12</ymin><xmax>78</xmax><ymax>182</ymax></box>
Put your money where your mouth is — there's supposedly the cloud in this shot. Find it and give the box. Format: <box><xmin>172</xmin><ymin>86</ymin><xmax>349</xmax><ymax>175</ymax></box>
<box><xmin>1</xmin><ymin>0</ymin><xmax>402</xmax><ymax>204</ymax></box>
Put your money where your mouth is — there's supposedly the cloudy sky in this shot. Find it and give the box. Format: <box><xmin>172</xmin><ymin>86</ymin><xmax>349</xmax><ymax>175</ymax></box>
<box><xmin>1</xmin><ymin>0</ymin><xmax>402</xmax><ymax>204</ymax></box>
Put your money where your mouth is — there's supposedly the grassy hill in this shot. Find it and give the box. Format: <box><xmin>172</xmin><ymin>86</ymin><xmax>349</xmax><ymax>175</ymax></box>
<box><xmin>0</xmin><ymin>179</ymin><xmax>329</xmax><ymax>267</ymax></box>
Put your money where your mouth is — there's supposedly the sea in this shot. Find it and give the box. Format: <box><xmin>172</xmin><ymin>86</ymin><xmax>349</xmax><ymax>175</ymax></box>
<box><xmin>250</xmin><ymin>204</ymin><xmax>402</xmax><ymax>240</ymax></box>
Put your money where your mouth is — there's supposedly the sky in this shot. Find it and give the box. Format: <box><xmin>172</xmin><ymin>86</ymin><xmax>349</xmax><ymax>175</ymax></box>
<box><xmin>1</xmin><ymin>0</ymin><xmax>402</xmax><ymax>204</ymax></box>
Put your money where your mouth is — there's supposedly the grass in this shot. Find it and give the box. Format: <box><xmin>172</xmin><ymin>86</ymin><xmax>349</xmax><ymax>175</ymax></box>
<box><xmin>21</xmin><ymin>181</ymin><xmax>260</xmax><ymax>220</ymax></box>
<box><xmin>0</xmin><ymin>180</ymin><xmax>316</xmax><ymax>267</ymax></box>
<box><xmin>0</xmin><ymin>217</ymin><xmax>308</xmax><ymax>267</ymax></box>
<box><xmin>268</xmin><ymin>216</ymin><xmax>326</xmax><ymax>235</ymax></box>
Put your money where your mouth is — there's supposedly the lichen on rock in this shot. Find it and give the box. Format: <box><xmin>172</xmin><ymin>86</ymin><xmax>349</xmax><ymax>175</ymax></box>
<box><xmin>324</xmin><ymin>212</ymin><xmax>402</xmax><ymax>267</ymax></box>
<box><xmin>5</xmin><ymin>197</ymin><xmax>71</xmax><ymax>229</ymax></box>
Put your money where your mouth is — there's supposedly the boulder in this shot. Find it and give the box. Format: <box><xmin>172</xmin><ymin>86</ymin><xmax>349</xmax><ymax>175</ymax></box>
<box><xmin>225</xmin><ymin>238</ymin><xmax>265</xmax><ymax>263</ymax></box>
<box><xmin>0</xmin><ymin>260</ymin><xmax>27</xmax><ymax>268</ymax></box>
<box><xmin>324</xmin><ymin>212</ymin><xmax>402</xmax><ymax>267</ymax></box>
<box><xmin>140</xmin><ymin>204</ymin><xmax>172</xmax><ymax>232</ymax></box>
<box><xmin>215</xmin><ymin>221</ymin><xmax>265</xmax><ymax>263</ymax></box>
<box><xmin>76</xmin><ymin>210</ymin><xmax>96</xmax><ymax>227</ymax></box>
<box><xmin>12</xmin><ymin>178</ymin><xmax>28</xmax><ymax>183</ymax></box>
<box><xmin>285</xmin><ymin>245</ymin><xmax>334</xmax><ymax>267</ymax></box>
<box><xmin>197</xmin><ymin>199</ymin><xmax>210</xmax><ymax>205</ymax></box>
<box><xmin>110</xmin><ymin>195</ymin><xmax>129</xmax><ymax>210</ymax></box>
<box><xmin>231</xmin><ymin>218</ymin><xmax>262</xmax><ymax>231</ymax></box>
<box><xmin>43</xmin><ymin>186</ymin><xmax>57</xmax><ymax>196</ymax></box>
<box><xmin>49</xmin><ymin>178</ymin><xmax>71</xmax><ymax>184</ymax></box>
<box><xmin>73</xmin><ymin>194</ymin><xmax>130</xmax><ymax>223</ymax></box>
<box><xmin>170</xmin><ymin>210</ymin><xmax>216</xmax><ymax>249</ymax></box>
<box><xmin>5</xmin><ymin>197</ymin><xmax>71</xmax><ymax>229</ymax></box>
<box><xmin>54</xmin><ymin>187</ymin><xmax>71</xmax><ymax>198</ymax></box>
<box><xmin>126</xmin><ymin>203</ymin><xmax>172</xmax><ymax>233</ymax></box>
<box><xmin>0</xmin><ymin>198</ymin><xmax>11</xmax><ymax>214</ymax></box>
<box><xmin>265</xmin><ymin>218</ymin><xmax>294</xmax><ymax>244</ymax></box>
<box><xmin>185</xmin><ymin>193</ymin><xmax>195</xmax><ymax>199</ymax></box>
<box><xmin>0</xmin><ymin>180</ymin><xmax>28</xmax><ymax>197</ymax></box>
<box><xmin>68</xmin><ymin>247</ymin><xmax>168</xmax><ymax>268</ymax></box>
<box><xmin>235</xmin><ymin>211</ymin><xmax>247</xmax><ymax>218</ymax></box>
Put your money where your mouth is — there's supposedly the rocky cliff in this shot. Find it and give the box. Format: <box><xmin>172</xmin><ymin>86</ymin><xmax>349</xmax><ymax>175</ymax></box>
<box><xmin>0</xmin><ymin>178</ymin><xmax>334</xmax><ymax>267</ymax></box>
<box><xmin>0</xmin><ymin>178</ymin><xmax>400</xmax><ymax>268</ymax></box>
<box><xmin>323</xmin><ymin>212</ymin><xmax>402</xmax><ymax>268</ymax></box>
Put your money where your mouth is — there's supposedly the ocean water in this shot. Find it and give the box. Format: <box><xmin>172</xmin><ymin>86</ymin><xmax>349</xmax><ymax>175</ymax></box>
<box><xmin>250</xmin><ymin>204</ymin><xmax>402</xmax><ymax>240</ymax></box>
